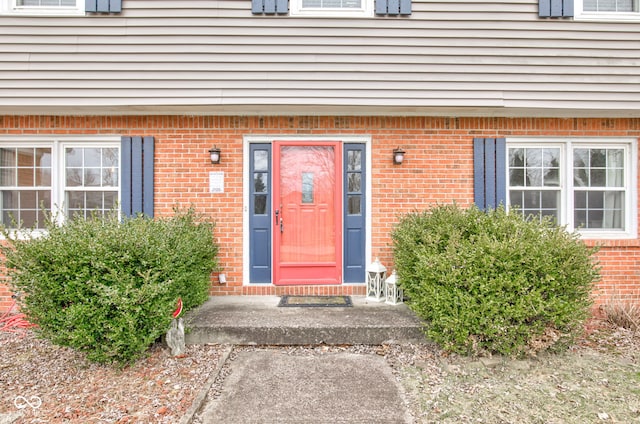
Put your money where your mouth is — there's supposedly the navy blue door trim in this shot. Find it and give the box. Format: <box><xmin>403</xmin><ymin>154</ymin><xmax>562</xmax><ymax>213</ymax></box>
<box><xmin>343</xmin><ymin>143</ymin><xmax>366</xmax><ymax>283</ymax></box>
<box><xmin>249</xmin><ymin>144</ymin><xmax>272</xmax><ymax>283</ymax></box>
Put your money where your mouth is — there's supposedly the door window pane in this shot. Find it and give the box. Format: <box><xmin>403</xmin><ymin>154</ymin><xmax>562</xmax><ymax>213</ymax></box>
<box><xmin>302</xmin><ymin>172</ymin><xmax>314</xmax><ymax>203</ymax></box>
<box><xmin>348</xmin><ymin>173</ymin><xmax>361</xmax><ymax>192</ymax></box>
<box><xmin>254</xmin><ymin>173</ymin><xmax>268</xmax><ymax>193</ymax></box>
<box><xmin>252</xmin><ymin>149</ymin><xmax>269</xmax><ymax>216</ymax></box>
<box><xmin>254</xmin><ymin>150</ymin><xmax>269</xmax><ymax>172</ymax></box>
<box><xmin>347</xmin><ymin>150</ymin><xmax>362</xmax><ymax>171</ymax></box>
<box><xmin>254</xmin><ymin>195</ymin><xmax>267</xmax><ymax>215</ymax></box>
<box><xmin>348</xmin><ymin>195</ymin><xmax>361</xmax><ymax>215</ymax></box>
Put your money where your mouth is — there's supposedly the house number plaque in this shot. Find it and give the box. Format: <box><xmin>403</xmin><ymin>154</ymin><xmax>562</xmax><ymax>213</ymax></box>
<box><xmin>209</xmin><ymin>171</ymin><xmax>224</xmax><ymax>194</ymax></box>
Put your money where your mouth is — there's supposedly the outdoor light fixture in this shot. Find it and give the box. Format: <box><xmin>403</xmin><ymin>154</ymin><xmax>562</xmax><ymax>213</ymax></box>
<box><xmin>366</xmin><ymin>258</ymin><xmax>387</xmax><ymax>302</ymax></box>
<box><xmin>209</xmin><ymin>146</ymin><xmax>221</xmax><ymax>164</ymax></box>
<box><xmin>393</xmin><ymin>147</ymin><xmax>405</xmax><ymax>165</ymax></box>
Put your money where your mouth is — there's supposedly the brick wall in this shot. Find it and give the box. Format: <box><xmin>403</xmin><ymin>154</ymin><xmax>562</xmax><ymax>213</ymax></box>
<box><xmin>0</xmin><ymin>115</ymin><xmax>639</xmax><ymax>310</ymax></box>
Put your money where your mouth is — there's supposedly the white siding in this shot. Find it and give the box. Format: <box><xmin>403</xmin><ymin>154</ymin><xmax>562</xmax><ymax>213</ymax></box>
<box><xmin>0</xmin><ymin>0</ymin><xmax>639</xmax><ymax>116</ymax></box>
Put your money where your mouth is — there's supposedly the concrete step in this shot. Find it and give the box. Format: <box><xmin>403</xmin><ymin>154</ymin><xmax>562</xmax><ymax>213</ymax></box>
<box><xmin>184</xmin><ymin>296</ymin><xmax>426</xmax><ymax>346</ymax></box>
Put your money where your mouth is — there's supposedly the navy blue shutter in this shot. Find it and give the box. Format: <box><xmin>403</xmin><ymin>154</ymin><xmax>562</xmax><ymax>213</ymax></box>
<box><xmin>86</xmin><ymin>0</ymin><xmax>121</xmax><ymax>13</ymax></box>
<box><xmin>252</xmin><ymin>0</ymin><xmax>288</xmax><ymax>14</ymax></box>
<box><xmin>473</xmin><ymin>138</ymin><xmax>506</xmax><ymax>211</ymax></box>
<box><xmin>142</xmin><ymin>136</ymin><xmax>154</xmax><ymax>216</ymax></box>
<box><xmin>121</xmin><ymin>136</ymin><xmax>132</xmax><ymax>216</ymax></box>
<box><xmin>539</xmin><ymin>0</ymin><xmax>573</xmax><ymax>17</ymax></box>
<box><xmin>343</xmin><ymin>144</ymin><xmax>366</xmax><ymax>283</ymax></box>
<box><xmin>121</xmin><ymin>136</ymin><xmax>154</xmax><ymax>217</ymax></box>
<box><xmin>376</xmin><ymin>0</ymin><xmax>411</xmax><ymax>15</ymax></box>
<box><xmin>249</xmin><ymin>144</ymin><xmax>272</xmax><ymax>283</ymax></box>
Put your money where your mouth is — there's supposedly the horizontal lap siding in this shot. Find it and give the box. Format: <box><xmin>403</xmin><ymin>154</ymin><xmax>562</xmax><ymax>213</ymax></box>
<box><xmin>0</xmin><ymin>1</ymin><xmax>639</xmax><ymax>114</ymax></box>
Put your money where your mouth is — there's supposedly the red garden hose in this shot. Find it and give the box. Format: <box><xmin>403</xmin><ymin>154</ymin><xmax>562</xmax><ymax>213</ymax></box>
<box><xmin>0</xmin><ymin>295</ymin><xmax>37</xmax><ymax>333</ymax></box>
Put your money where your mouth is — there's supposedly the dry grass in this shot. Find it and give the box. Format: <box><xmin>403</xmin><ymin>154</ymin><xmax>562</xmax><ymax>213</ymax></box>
<box><xmin>400</xmin><ymin>318</ymin><xmax>640</xmax><ymax>424</ymax></box>
<box><xmin>601</xmin><ymin>293</ymin><xmax>640</xmax><ymax>332</ymax></box>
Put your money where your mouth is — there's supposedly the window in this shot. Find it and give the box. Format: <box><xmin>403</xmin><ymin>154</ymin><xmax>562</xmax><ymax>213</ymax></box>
<box><xmin>507</xmin><ymin>138</ymin><xmax>637</xmax><ymax>239</ymax></box>
<box><xmin>0</xmin><ymin>0</ymin><xmax>83</xmax><ymax>15</ymax></box>
<box><xmin>290</xmin><ymin>0</ymin><xmax>374</xmax><ymax>17</ymax></box>
<box><xmin>0</xmin><ymin>138</ymin><xmax>120</xmax><ymax>230</ymax></box>
<box><xmin>575</xmin><ymin>0</ymin><xmax>640</xmax><ymax>20</ymax></box>
<box><xmin>64</xmin><ymin>146</ymin><xmax>119</xmax><ymax>220</ymax></box>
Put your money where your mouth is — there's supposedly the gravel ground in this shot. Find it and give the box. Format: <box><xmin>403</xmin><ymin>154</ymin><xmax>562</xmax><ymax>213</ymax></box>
<box><xmin>0</xmin><ymin>331</ymin><xmax>224</xmax><ymax>423</ymax></box>
<box><xmin>1</xmin><ymin>318</ymin><xmax>638</xmax><ymax>424</ymax></box>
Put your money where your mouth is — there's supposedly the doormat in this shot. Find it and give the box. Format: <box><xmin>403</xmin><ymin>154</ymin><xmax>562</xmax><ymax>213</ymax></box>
<box><xmin>278</xmin><ymin>295</ymin><xmax>353</xmax><ymax>307</ymax></box>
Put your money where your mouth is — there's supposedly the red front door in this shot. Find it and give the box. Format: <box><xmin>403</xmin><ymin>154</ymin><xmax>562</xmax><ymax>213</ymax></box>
<box><xmin>273</xmin><ymin>141</ymin><xmax>342</xmax><ymax>285</ymax></box>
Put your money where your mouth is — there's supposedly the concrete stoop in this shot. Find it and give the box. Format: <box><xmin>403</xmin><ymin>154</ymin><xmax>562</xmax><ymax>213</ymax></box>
<box><xmin>184</xmin><ymin>295</ymin><xmax>426</xmax><ymax>346</ymax></box>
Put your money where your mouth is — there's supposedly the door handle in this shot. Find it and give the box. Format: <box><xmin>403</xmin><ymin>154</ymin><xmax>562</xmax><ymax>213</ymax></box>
<box><xmin>276</xmin><ymin>205</ymin><xmax>283</xmax><ymax>232</ymax></box>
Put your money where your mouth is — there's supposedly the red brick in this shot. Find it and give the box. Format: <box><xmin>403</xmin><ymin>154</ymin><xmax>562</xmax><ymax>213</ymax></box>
<box><xmin>0</xmin><ymin>116</ymin><xmax>639</xmax><ymax>311</ymax></box>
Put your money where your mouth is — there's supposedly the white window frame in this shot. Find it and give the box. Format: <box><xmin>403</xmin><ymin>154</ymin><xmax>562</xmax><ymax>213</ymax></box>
<box><xmin>290</xmin><ymin>0</ymin><xmax>374</xmax><ymax>17</ymax></box>
<box><xmin>506</xmin><ymin>137</ymin><xmax>637</xmax><ymax>240</ymax></box>
<box><xmin>0</xmin><ymin>0</ymin><xmax>84</xmax><ymax>16</ymax></box>
<box><xmin>0</xmin><ymin>136</ymin><xmax>120</xmax><ymax>234</ymax></box>
<box><xmin>574</xmin><ymin>0</ymin><xmax>640</xmax><ymax>21</ymax></box>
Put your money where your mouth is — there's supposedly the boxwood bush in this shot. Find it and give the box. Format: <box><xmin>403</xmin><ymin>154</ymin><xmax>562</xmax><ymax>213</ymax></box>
<box><xmin>1</xmin><ymin>208</ymin><xmax>218</xmax><ymax>365</ymax></box>
<box><xmin>392</xmin><ymin>204</ymin><xmax>599</xmax><ymax>356</ymax></box>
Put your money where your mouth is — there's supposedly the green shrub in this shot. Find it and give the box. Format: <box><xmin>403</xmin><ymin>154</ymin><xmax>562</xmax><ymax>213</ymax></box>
<box><xmin>1</xmin><ymin>208</ymin><xmax>218</xmax><ymax>365</ymax></box>
<box><xmin>392</xmin><ymin>204</ymin><xmax>599</xmax><ymax>356</ymax></box>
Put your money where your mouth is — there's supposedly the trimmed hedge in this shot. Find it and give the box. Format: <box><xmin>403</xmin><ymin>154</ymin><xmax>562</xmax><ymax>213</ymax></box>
<box><xmin>1</xmin><ymin>208</ymin><xmax>218</xmax><ymax>365</ymax></box>
<box><xmin>392</xmin><ymin>204</ymin><xmax>599</xmax><ymax>356</ymax></box>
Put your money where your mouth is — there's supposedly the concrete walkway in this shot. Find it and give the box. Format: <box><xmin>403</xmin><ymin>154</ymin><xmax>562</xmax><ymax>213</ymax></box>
<box><xmin>197</xmin><ymin>349</ymin><xmax>413</xmax><ymax>423</ymax></box>
<box><xmin>183</xmin><ymin>296</ymin><xmax>426</xmax><ymax>423</ymax></box>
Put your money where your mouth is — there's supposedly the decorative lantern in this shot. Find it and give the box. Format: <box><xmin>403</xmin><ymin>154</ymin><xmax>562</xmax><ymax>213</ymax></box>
<box><xmin>385</xmin><ymin>270</ymin><xmax>403</xmax><ymax>305</ymax></box>
<box><xmin>366</xmin><ymin>258</ymin><xmax>387</xmax><ymax>301</ymax></box>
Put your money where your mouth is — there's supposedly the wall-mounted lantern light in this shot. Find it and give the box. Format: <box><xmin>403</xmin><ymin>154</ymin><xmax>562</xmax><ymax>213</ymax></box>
<box><xmin>393</xmin><ymin>147</ymin><xmax>406</xmax><ymax>165</ymax></box>
<box><xmin>209</xmin><ymin>146</ymin><xmax>221</xmax><ymax>164</ymax></box>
